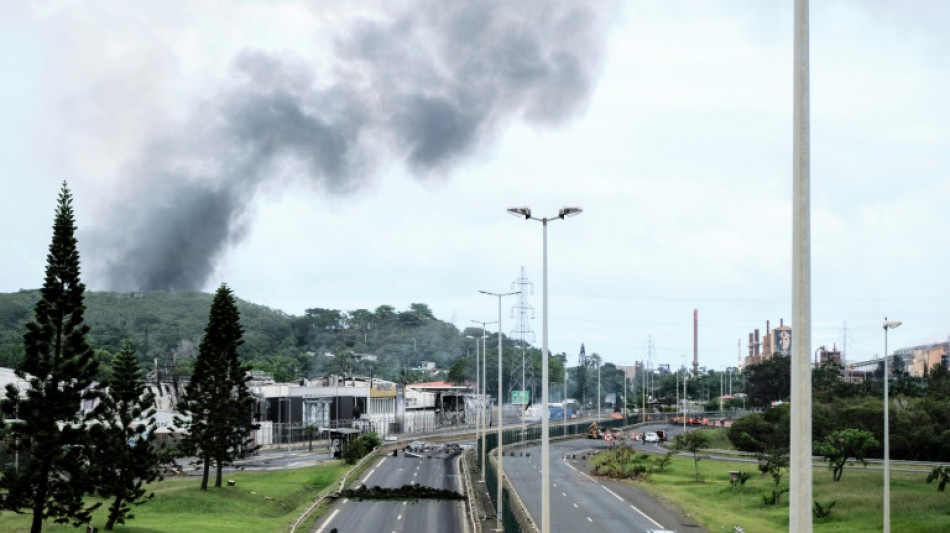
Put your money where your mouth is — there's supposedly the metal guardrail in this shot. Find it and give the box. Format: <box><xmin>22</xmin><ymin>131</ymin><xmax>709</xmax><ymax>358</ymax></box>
<box><xmin>461</xmin><ymin>449</ymin><xmax>481</xmax><ymax>533</ymax></box>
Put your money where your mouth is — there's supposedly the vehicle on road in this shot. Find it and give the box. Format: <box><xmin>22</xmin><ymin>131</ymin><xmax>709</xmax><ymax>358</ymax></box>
<box><xmin>644</xmin><ymin>432</ymin><xmax>659</xmax><ymax>443</ymax></box>
<box><xmin>587</xmin><ymin>422</ymin><xmax>603</xmax><ymax>439</ymax></box>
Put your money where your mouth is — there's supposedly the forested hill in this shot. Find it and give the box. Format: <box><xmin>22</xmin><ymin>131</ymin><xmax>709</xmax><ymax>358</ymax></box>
<box><xmin>0</xmin><ymin>290</ymin><xmax>468</xmax><ymax>383</ymax></box>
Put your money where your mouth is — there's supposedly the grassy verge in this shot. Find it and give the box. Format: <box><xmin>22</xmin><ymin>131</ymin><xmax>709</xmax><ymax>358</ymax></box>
<box><xmin>0</xmin><ymin>461</ymin><xmax>351</xmax><ymax>533</ymax></box>
<box><xmin>594</xmin><ymin>447</ymin><xmax>950</xmax><ymax>532</ymax></box>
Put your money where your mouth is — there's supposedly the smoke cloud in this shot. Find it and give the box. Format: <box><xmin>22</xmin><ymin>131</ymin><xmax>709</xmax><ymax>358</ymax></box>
<box><xmin>95</xmin><ymin>0</ymin><xmax>615</xmax><ymax>291</ymax></box>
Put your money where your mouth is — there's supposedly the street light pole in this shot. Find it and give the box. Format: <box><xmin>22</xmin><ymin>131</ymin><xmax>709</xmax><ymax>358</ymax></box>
<box><xmin>623</xmin><ymin>366</ymin><xmax>628</xmax><ymax>422</ymax></box>
<box><xmin>642</xmin><ymin>361</ymin><xmax>646</xmax><ymax>419</ymax></box>
<box><xmin>472</xmin><ymin>320</ymin><xmax>496</xmax><ymax>482</ymax></box>
<box><xmin>883</xmin><ymin>317</ymin><xmax>902</xmax><ymax>533</ymax></box>
<box><xmin>508</xmin><ymin>205</ymin><xmax>581</xmax><ymax>533</ymax></box>
<box><xmin>683</xmin><ymin>369</ymin><xmax>688</xmax><ymax>434</ymax></box>
<box><xmin>790</xmin><ymin>1</ymin><xmax>813</xmax><ymax>531</ymax></box>
<box><xmin>466</xmin><ymin>334</ymin><xmax>481</xmax><ymax>477</ymax></box>
<box><xmin>562</xmin><ymin>364</ymin><xmax>567</xmax><ymax>427</ymax></box>
<box><xmin>719</xmin><ymin>372</ymin><xmax>724</xmax><ymax>416</ymax></box>
<box><xmin>521</xmin><ymin>344</ymin><xmax>526</xmax><ymax>442</ymax></box>
<box><xmin>597</xmin><ymin>360</ymin><xmax>601</xmax><ymax>421</ymax></box>
<box><xmin>479</xmin><ymin>290</ymin><xmax>519</xmax><ymax>531</ymax></box>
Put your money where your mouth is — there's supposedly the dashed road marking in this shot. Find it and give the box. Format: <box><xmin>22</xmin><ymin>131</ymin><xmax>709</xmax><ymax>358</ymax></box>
<box><xmin>562</xmin><ymin>453</ymin><xmax>665</xmax><ymax>530</ymax></box>
<box><xmin>314</xmin><ymin>509</ymin><xmax>340</xmax><ymax>533</ymax></box>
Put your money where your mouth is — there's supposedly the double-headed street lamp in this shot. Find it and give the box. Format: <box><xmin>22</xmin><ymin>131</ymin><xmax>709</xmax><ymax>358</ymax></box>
<box><xmin>507</xmin><ymin>205</ymin><xmax>582</xmax><ymax>533</ymax></box>
<box><xmin>883</xmin><ymin>317</ymin><xmax>902</xmax><ymax>533</ymax></box>
<box><xmin>479</xmin><ymin>290</ymin><xmax>518</xmax><ymax>530</ymax></box>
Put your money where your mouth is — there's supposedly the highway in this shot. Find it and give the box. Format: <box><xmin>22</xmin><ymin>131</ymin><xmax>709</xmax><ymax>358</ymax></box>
<box><xmin>504</xmin><ymin>427</ymin><xmax>706</xmax><ymax>533</ymax></box>
<box><xmin>310</xmin><ymin>444</ymin><xmax>467</xmax><ymax>533</ymax></box>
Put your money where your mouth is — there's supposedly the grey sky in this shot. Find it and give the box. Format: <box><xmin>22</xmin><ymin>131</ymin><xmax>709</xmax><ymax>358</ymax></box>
<box><xmin>1</xmin><ymin>1</ymin><xmax>948</xmax><ymax>371</ymax></box>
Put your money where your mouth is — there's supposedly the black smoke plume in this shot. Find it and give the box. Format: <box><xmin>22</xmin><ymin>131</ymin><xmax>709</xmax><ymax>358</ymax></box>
<box><xmin>94</xmin><ymin>0</ymin><xmax>614</xmax><ymax>291</ymax></box>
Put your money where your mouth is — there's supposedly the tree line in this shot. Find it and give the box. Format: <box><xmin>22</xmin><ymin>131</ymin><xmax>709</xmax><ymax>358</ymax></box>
<box><xmin>730</xmin><ymin>353</ymin><xmax>950</xmax><ymax>464</ymax></box>
<box><xmin>0</xmin><ymin>291</ymin><xmax>471</xmax><ymax>386</ymax></box>
<box><xmin>0</xmin><ymin>185</ymin><xmax>259</xmax><ymax>531</ymax></box>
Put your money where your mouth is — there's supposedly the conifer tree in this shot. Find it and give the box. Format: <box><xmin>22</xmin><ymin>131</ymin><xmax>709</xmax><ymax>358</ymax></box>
<box><xmin>176</xmin><ymin>284</ymin><xmax>258</xmax><ymax>489</ymax></box>
<box><xmin>0</xmin><ymin>183</ymin><xmax>100</xmax><ymax>532</ymax></box>
<box><xmin>89</xmin><ymin>340</ymin><xmax>173</xmax><ymax>530</ymax></box>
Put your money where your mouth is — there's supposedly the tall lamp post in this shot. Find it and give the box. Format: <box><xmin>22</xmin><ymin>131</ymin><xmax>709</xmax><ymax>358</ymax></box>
<box><xmin>466</xmin><ymin>334</ymin><xmax>482</xmax><ymax>476</ymax></box>
<box><xmin>622</xmin><ymin>366</ymin><xmax>628</xmax><ymax>421</ymax></box>
<box><xmin>683</xmin><ymin>368</ymin><xmax>687</xmax><ymax>434</ymax></box>
<box><xmin>472</xmin><ymin>320</ymin><xmax>496</xmax><ymax>482</ymax></box>
<box><xmin>562</xmin><ymin>363</ymin><xmax>567</xmax><ymax>427</ymax></box>
<box><xmin>883</xmin><ymin>317</ymin><xmax>902</xmax><ymax>533</ymax></box>
<box><xmin>479</xmin><ymin>290</ymin><xmax>519</xmax><ymax>531</ymax></box>
<box><xmin>507</xmin><ymin>205</ymin><xmax>581</xmax><ymax>533</ymax></box>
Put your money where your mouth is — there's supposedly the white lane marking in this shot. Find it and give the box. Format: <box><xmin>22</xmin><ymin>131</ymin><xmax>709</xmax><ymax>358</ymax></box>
<box><xmin>602</xmin><ymin>485</ymin><xmax>624</xmax><ymax>501</ymax></box>
<box><xmin>363</xmin><ymin>469</ymin><xmax>376</xmax><ymax>482</ymax></box>
<box><xmin>314</xmin><ymin>509</ymin><xmax>340</xmax><ymax>533</ymax></box>
<box><xmin>397</xmin><ymin>514</ymin><xmax>403</xmax><ymax>520</ymax></box>
<box><xmin>562</xmin><ymin>454</ymin><xmax>665</xmax><ymax>529</ymax></box>
<box><xmin>573</xmin><ymin>503</ymin><xmax>579</xmax><ymax>508</ymax></box>
<box><xmin>587</xmin><ymin>517</ymin><xmax>593</xmax><ymax>523</ymax></box>
<box><xmin>403</xmin><ymin>501</ymin><xmax>408</xmax><ymax>506</ymax></box>
<box><xmin>562</xmin><ymin>492</ymin><xmax>567</xmax><ymax>497</ymax></box>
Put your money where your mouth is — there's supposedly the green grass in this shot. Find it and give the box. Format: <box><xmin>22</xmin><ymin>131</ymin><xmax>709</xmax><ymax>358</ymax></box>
<box><xmin>601</xmin><ymin>449</ymin><xmax>950</xmax><ymax>532</ymax></box>
<box><xmin>698</xmin><ymin>427</ymin><xmax>734</xmax><ymax>450</ymax></box>
<box><xmin>0</xmin><ymin>462</ymin><xmax>351</xmax><ymax>533</ymax></box>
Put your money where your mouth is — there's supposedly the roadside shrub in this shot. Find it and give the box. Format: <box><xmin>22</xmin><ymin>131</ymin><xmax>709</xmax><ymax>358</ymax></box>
<box><xmin>343</xmin><ymin>433</ymin><xmax>383</xmax><ymax>464</ymax></box>
<box><xmin>762</xmin><ymin>488</ymin><xmax>789</xmax><ymax>506</ymax></box>
<box><xmin>813</xmin><ymin>499</ymin><xmax>837</xmax><ymax>519</ymax></box>
<box><xmin>652</xmin><ymin>452</ymin><xmax>673</xmax><ymax>472</ymax></box>
<box><xmin>730</xmin><ymin>471</ymin><xmax>751</xmax><ymax>493</ymax></box>
<box><xmin>591</xmin><ymin>444</ymin><xmax>652</xmax><ymax>480</ymax></box>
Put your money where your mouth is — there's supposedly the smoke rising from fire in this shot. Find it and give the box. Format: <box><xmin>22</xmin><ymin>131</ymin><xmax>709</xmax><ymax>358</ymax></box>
<box><xmin>95</xmin><ymin>0</ymin><xmax>615</xmax><ymax>291</ymax></box>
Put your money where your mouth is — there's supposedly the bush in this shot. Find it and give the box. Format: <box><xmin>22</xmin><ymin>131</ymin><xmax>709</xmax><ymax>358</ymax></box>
<box><xmin>727</xmin><ymin>413</ymin><xmax>772</xmax><ymax>452</ymax></box>
<box><xmin>591</xmin><ymin>444</ymin><xmax>652</xmax><ymax>480</ymax></box>
<box><xmin>343</xmin><ymin>433</ymin><xmax>383</xmax><ymax>464</ymax></box>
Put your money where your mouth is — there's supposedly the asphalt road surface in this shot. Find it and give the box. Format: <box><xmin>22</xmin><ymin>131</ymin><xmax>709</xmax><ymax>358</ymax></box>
<box><xmin>310</xmin><ymin>444</ymin><xmax>467</xmax><ymax>533</ymax></box>
<box><xmin>504</xmin><ymin>433</ymin><xmax>707</xmax><ymax>533</ymax></box>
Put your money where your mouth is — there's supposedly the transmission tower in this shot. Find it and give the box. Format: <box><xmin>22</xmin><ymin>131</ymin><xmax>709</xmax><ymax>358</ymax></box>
<box><xmin>510</xmin><ymin>266</ymin><xmax>535</xmax><ymax>392</ymax></box>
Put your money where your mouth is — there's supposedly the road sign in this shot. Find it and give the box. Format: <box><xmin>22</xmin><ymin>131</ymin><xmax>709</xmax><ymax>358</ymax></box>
<box><xmin>603</xmin><ymin>432</ymin><xmax>614</xmax><ymax>443</ymax></box>
<box><xmin>511</xmin><ymin>390</ymin><xmax>530</xmax><ymax>405</ymax></box>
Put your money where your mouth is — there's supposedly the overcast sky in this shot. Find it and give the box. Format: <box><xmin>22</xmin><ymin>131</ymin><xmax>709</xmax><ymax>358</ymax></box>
<box><xmin>2</xmin><ymin>1</ymin><xmax>948</xmax><ymax>372</ymax></box>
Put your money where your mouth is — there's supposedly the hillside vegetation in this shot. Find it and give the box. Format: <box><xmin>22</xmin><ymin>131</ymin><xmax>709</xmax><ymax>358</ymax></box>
<box><xmin>0</xmin><ymin>290</ymin><xmax>465</xmax><ymax>384</ymax></box>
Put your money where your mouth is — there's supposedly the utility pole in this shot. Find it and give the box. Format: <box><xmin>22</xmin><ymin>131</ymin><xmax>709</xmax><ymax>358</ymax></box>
<box><xmin>472</xmin><ymin>319</ymin><xmax>497</xmax><ymax>482</ymax></box>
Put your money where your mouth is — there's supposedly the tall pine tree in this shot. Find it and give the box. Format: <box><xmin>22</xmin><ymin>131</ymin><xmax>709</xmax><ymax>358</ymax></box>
<box><xmin>0</xmin><ymin>183</ymin><xmax>100</xmax><ymax>532</ymax></box>
<box><xmin>176</xmin><ymin>284</ymin><xmax>258</xmax><ymax>490</ymax></box>
<box><xmin>89</xmin><ymin>340</ymin><xmax>173</xmax><ymax>530</ymax></box>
